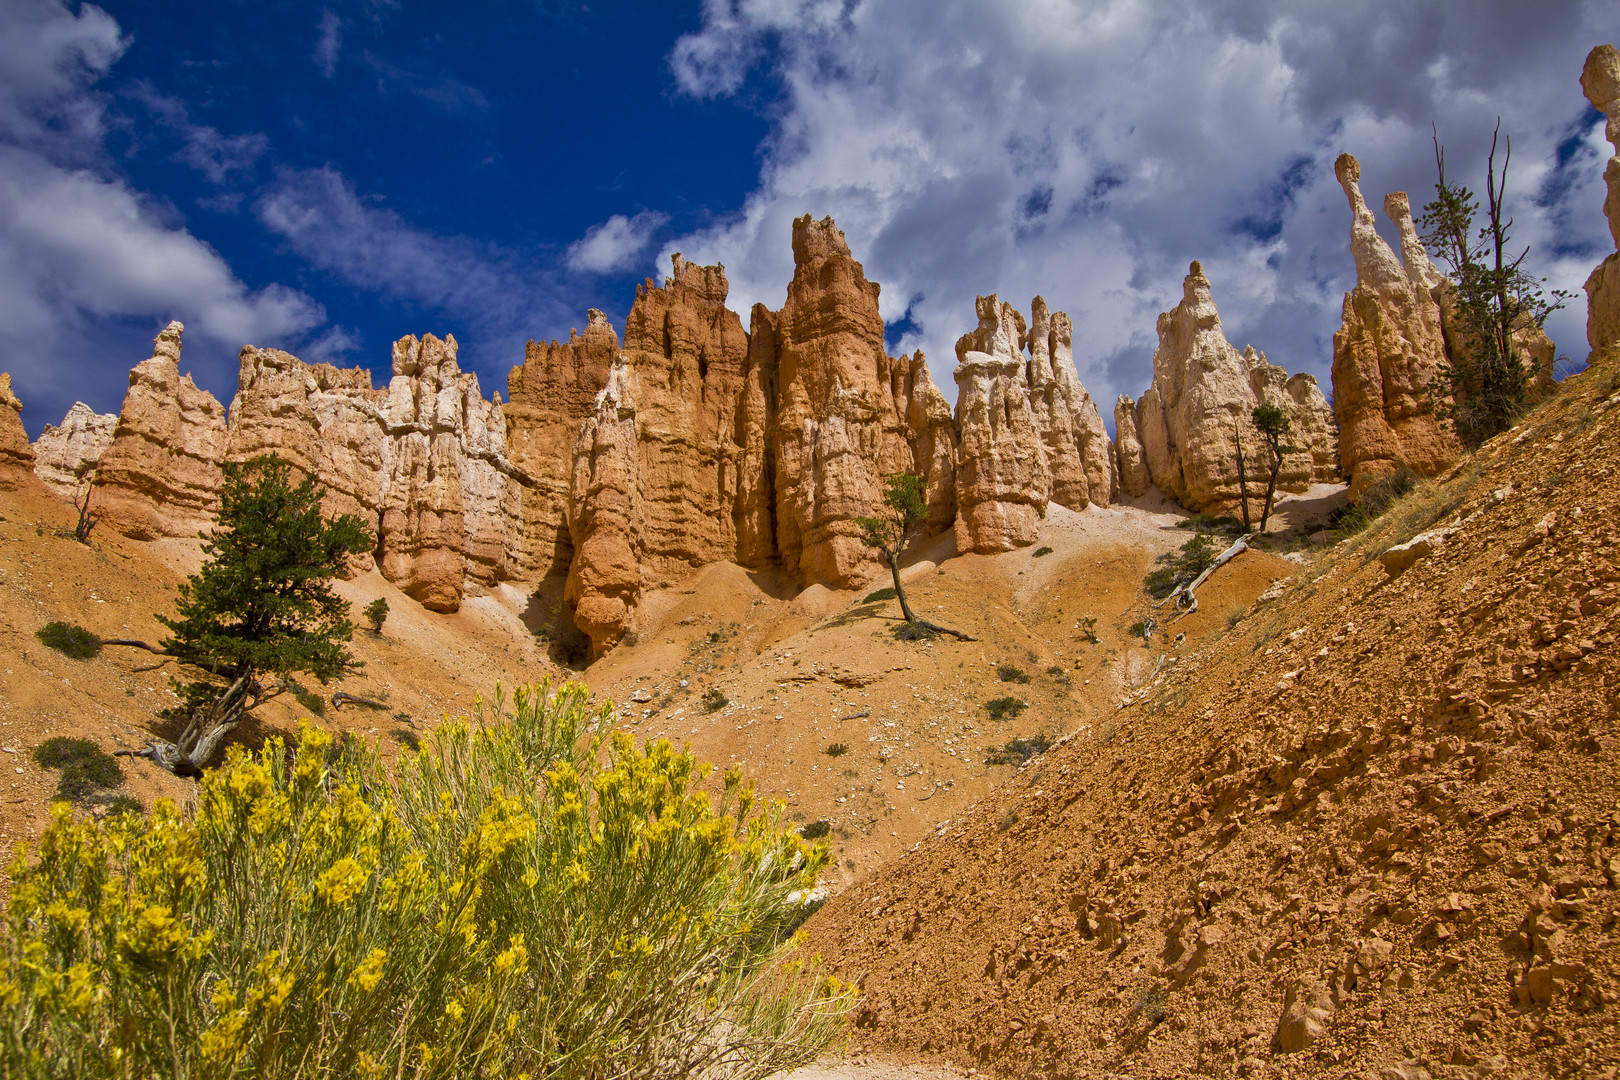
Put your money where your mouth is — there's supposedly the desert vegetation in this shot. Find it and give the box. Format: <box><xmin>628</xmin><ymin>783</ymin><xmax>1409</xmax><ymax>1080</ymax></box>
<box><xmin>2</xmin><ymin>681</ymin><xmax>851</xmax><ymax>1078</ymax></box>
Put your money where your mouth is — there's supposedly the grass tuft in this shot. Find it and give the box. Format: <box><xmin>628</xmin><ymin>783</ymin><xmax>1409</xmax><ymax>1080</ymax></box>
<box><xmin>863</xmin><ymin>587</ymin><xmax>897</xmax><ymax>604</ymax></box>
<box><xmin>984</xmin><ymin>697</ymin><xmax>1028</xmax><ymax>722</ymax></box>
<box><xmin>996</xmin><ymin>664</ymin><xmax>1030</xmax><ymax>684</ymax></box>
<box><xmin>985</xmin><ymin>735</ymin><xmax>1052</xmax><ymax>766</ymax></box>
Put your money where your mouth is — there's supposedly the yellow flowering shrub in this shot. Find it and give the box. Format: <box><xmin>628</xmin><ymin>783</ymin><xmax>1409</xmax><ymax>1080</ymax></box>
<box><xmin>1</xmin><ymin>680</ymin><xmax>851</xmax><ymax>1079</ymax></box>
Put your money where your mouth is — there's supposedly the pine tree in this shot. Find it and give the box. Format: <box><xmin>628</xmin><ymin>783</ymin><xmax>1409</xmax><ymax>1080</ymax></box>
<box><xmin>122</xmin><ymin>455</ymin><xmax>371</xmax><ymax>773</ymax></box>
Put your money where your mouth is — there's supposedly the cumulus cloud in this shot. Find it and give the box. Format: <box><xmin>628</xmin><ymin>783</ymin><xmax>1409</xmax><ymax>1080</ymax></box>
<box><xmin>666</xmin><ymin>0</ymin><xmax>1614</xmax><ymax>422</ymax></box>
<box><xmin>565</xmin><ymin>210</ymin><xmax>671</xmax><ymax>274</ymax></box>
<box><xmin>0</xmin><ymin>0</ymin><xmax>325</xmax><ymax>429</ymax></box>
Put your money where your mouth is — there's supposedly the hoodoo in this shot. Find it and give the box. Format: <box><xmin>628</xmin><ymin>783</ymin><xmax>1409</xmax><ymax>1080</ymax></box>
<box><xmin>1584</xmin><ymin>43</ymin><xmax>1620</xmax><ymax>350</ymax></box>
<box><xmin>1125</xmin><ymin>262</ymin><xmax>1337</xmax><ymax>513</ymax></box>
<box><xmin>1330</xmin><ymin>155</ymin><xmax>1459</xmax><ymax>497</ymax></box>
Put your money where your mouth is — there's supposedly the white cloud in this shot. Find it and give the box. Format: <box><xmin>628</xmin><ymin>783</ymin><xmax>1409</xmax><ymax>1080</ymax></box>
<box><xmin>0</xmin><ymin>1</ymin><xmax>327</xmax><ymax>427</ymax></box>
<box><xmin>255</xmin><ymin>166</ymin><xmax>578</xmax><ymax>371</ymax></box>
<box><xmin>314</xmin><ymin>10</ymin><xmax>342</xmax><ymax>78</ymax></box>
<box><xmin>565</xmin><ymin>210</ymin><xmax>671</xmax><ymax>274</ymax></box>
<box><xmin>666</xmin><ymin>0</ymin><xmax>1615</xmax><ymax>422</ymax></box>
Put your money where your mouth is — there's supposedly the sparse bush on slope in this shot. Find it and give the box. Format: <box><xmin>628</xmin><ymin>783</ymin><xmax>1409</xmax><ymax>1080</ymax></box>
<box><xmin>1</xmin><ymin>680</ymin><xmax>851</xmax><ymax>1079</ymax></box>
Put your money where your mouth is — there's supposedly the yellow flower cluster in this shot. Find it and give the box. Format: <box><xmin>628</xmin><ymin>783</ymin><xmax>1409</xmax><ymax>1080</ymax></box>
<box><xmin>1</xmin><ymin>680</ymin><xmax>853</xmax><ymax>1078</ymax></box>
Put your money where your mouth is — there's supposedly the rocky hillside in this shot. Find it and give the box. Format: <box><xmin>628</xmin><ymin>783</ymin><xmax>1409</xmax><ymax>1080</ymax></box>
<box><xmin>805</xmin><ymin>344</ymin><xmax>1620</xmax><ymax>1078</ymax></box>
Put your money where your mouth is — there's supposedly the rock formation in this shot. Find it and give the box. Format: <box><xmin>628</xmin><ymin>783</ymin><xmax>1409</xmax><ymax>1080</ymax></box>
<box><xmin>1026</xmin><ymin>297</ymin><xmax>1116</xmax><ymax>509</ymax></box>
<box><xmin>1113</xmin><ymin>395</ymin><xmax>1150</xmax><ymax>498</ymax></box>
<box><xmin>1130</xmin><ymin>263</ymin><xmax>1335</xmax><ymax>514</ymax></box>
<box><xmin>32</xmin><ymin>402</ymin><xmax>117</xmax><ymax>498</ymax></box>
<box><xmin>771</xmin><ymin>215</ymin><xmax>932</xmax><ymax>585</ymax></box>
<box><xmin>952</xmin><ymin>296</ymin><xmax>1051</xmax><ymax>553</ymax></box>
<box><xmin>1330</xmin><ymin>155</ymin><xmax>1459</xmax><ymax>497</ymax></box>
<box><xmin>45</xmin><ymin>220</ymin><xmax>1120</xmax><ymax>652</ymax></box>
<box><xmin>1583</xmin><ymin>43</ymin><xmax>1620</xmax><ymax>351</ymax></box>
<box><xmin>1242</xmin><ymin>347</ymin><xmax>1339</xmax><ymax>485</ymax></box>
<box><xmin>504</xmin><ymin>313</ymin><xmax>616</xmax><ymax>578</ymax></box>
<box><xmin>374</xmin><ymin>334</ymin><xmax>520</xmax><ymax>611</ymax></box>
<box><xmin>0</xmin><ymin>374</ymin><xmax>37</xmax><ymax>491</ymax></box>
<box><xmin>561</xmin><ymin>255</ymin><xmax>757</xmax><ymax>654</ymax></box>
<box><xmin>565</xmin><ymin>359</ymin><xmax>643</xmax><ymax>655</ymax></box>
<box><xmin>94</xmin><ymin>322</ymin><xmax>230</xmax><ymax>540</ymax></box>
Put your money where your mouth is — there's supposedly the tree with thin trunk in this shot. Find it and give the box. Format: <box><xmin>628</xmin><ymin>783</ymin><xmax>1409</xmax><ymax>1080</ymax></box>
<box><xmin>1251</xmin><ymin>404</ymin><xmax>1298</xmax><ymax>532</ymax></box>
<box><xmin>1419</xmin><ymin>122</ymin><xmax>1569</xmax><ymax>446</ymax></box>
<box><xmin>855</xmin><ymin>473</ymin><xmax>975</xmax><ymax>641</ymax></box>
<box><xmin>113</xmin><ymin>454</ymin><xmax>371</xmax><ymax>774</ymax></box>
<box><xmin>1233</xmin><ymin>417</ymin><xmax>1252</xmax><ymax>531</ymax></box>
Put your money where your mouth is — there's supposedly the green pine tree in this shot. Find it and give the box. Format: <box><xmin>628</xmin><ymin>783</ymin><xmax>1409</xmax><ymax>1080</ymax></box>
<box><xmin>134</xmin><ymin>455</ymin><xmax>371</xmax><ymax>773</ymax></box>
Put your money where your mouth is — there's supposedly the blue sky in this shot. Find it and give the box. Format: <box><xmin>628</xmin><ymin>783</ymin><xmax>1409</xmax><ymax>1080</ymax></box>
<box><xmin>2</xmin><ymin>1</ymin><xmax>1615</xmax><ymax>438</ymax></box>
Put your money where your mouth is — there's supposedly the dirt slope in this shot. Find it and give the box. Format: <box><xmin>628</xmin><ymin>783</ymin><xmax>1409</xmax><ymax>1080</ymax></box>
<box><xmin>585</xmin><ymin>496</ymin><xmax>1296</xmax><ymax>889</ymax></box>
<box><xmin>804</xmin><ymin>347</ymin><xmax>1620</xmax><ymax>1078</ymax></box>
<box><xmin>0</xmin><ymin>457</ymin><xmax>1297</xmax><ymax>898</ymax></box>
<box><xmin>0</xmin><ymin>483</ymin><xmax>566</xmax><ymax>849</ymax></box>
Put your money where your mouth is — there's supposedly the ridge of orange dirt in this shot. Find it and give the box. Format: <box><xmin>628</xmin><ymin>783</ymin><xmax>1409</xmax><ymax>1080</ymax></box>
<box><xmin>802</xmin><ymin>346</ymin><xmax>1620</xmax><ymax>1078</ymax></box>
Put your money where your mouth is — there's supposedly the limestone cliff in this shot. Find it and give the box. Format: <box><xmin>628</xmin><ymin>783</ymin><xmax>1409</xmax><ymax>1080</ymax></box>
<box><xmin>0</xmin><ymin>374</ymin><xmax>37</xmax><ymax>491</ymax></box>
<box><xmin>771</xmin><ymin>215</ymin><xmax>926</xmax><ymax>586</ymax></box>
<box><xmin>1133</xmin><ymin>263</ymin><xmax>1333</xmax><ymax>514</ymax></box>
<box><xmin>952</xmin><ymin>296</ymin><xmax>1050</xmax><ymax>553</ymax></box>
<box><xmin>1330</xmin><ymin>155</ymin><xmax>1459</xmax><ymax>497</ymax></box>
<box><xmin>32</xmin><ymin>402</ymin><xmax>118</xmax><ymax>498</ymax></box>
<box><xmin>504</xmin><ymin>313</ymin><xmax>616</xmax><ymax>578</ymax></box>
<box><xmin>1582</xmin><ymin>43</ymin><xmax>1620</xmax><ymax>351</ymax></box>
<box><xmin>94</xmin><ymin>322</ymin><xmax>230</xmax><ymax>540</ymax></box>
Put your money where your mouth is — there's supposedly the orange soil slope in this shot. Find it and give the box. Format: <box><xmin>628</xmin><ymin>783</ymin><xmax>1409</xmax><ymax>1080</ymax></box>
<box><xmin>585</xmin><ymin>499</ymin><xmax>1298</xmax><ymax>890</ymax></box>
<box><xmin>806</xmin><ymin>347</ymin><xmax>1620</xmax><ymax>1079</ymax></box>
<box><xmin>0</xmin><ymin>482</ymin><xmax>564</xmax><ymax>849</ymax></box>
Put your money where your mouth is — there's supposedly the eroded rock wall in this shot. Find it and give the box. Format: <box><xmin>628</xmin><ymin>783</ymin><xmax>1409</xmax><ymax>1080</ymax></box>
<box><xmin>1330</xmin><ymin>155</ymin><xmax>1459</xmax><ymax>497</ymax></box>
<box><xmin>1132</xmin><ymin>263</ymin><xmax>1332</xmax><ymax>514</ymax></box>
<box><xmin>771</xmin><ymin>215</ymin><xmax>925</xmax><ymax>586</ymax></box>
<box><xmin>94</xmin><ymin>322</ymin><xmax>230</xmax><ymax>540</ymax></box>
<box><xmin>504</xmin><ymin>313</ymin><xmax>616</xmax><ymax>579</ymax></box>
<box><xmin>1113</xmin><ymin>395</ymin><xmax>1150</xmax><ymax>498</ymax></box>
<box><xmin>32</xmin><ymin>402</ymin><xmax>117</xmax><ymax>497</ymax></box>
<box><xmin>0</xmin><ymin>374</ymin><xmax>37</xmax><ymax>491</ymax></box>
<box><xmin>562</xmin><ymin>255</ymin><xmax>758</xmax><ymax>653</ymax></box>
<box><xmin>952</xmin><ymin>296</ymin><xmax>1050</xmax><ymax>553</ymax></box>
<box><xmin>1583</xmin><ymin>44</ymin><xmax>1620</xmax><ymax>352</ymax></box>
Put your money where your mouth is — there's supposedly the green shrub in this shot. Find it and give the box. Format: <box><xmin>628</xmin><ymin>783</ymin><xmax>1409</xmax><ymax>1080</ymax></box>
<box><xmin>1144</xmin><ymin>532</ymin><xmax>1219</xmax><ymax>599</ymax></box>
<box><xmin>799</xmin><ymin>820</ymin><xmax>831</xmax><ymax>841</ymax></box>
<box><xmin>1045</xmin><ymin>665</ymin><xmax>1066</xmax><ymax>677</ymax></box>
<box><xmin>824</xmin><ymin>743</ymin><xmax>848</xmax><ymax>758</ymax></box>
<box><xmin>702</xmin><ymin>687</ymin><xmax>729</xmax><ymax>712</ymax></box>
<box><xmin>1076</xmin><ymin>616</ymin><xmax>1100</xmax><ymax>644</ymax></box>
<box><xmin>2</xmin><ymin>681</ymin><xmax>851</xmax><ymax>1079</ymax></box>
<box><xmin>363</xmin><ymin>597</ymin><xmax>389</xmax><ymax>634</ymax></box>
<box><xmin>33</xmin><ymin>737</ymin><xmax>125</xmax><ymax>801</ymax></box>
<box><xmin>1032</xmin><ymin>546</ymin><xmax>1053</xmax><ymax>558</ymax></box>
<box><xmin>862</xmin><ymin>587</ymin><xmax>897</xmax><ymax>603</ymax></box>
<box><xmin>996</xmin><ymin>664</ymin><xmax>1030</xmax><ymax>684</ymax></box>
<box><xmin>35</xmin><ymin>621</ymin><xmax>101</xmax><ymax>660</ymax></box>
<box><xmin>984</xmin><ymin>697</ymin><xmax>1028</xmax><ymax>722</ymax></box>
<box><xmin>985</xmin><ymin>734</ymin><xmax>1052</xmax><ymax>766</ymax></box>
